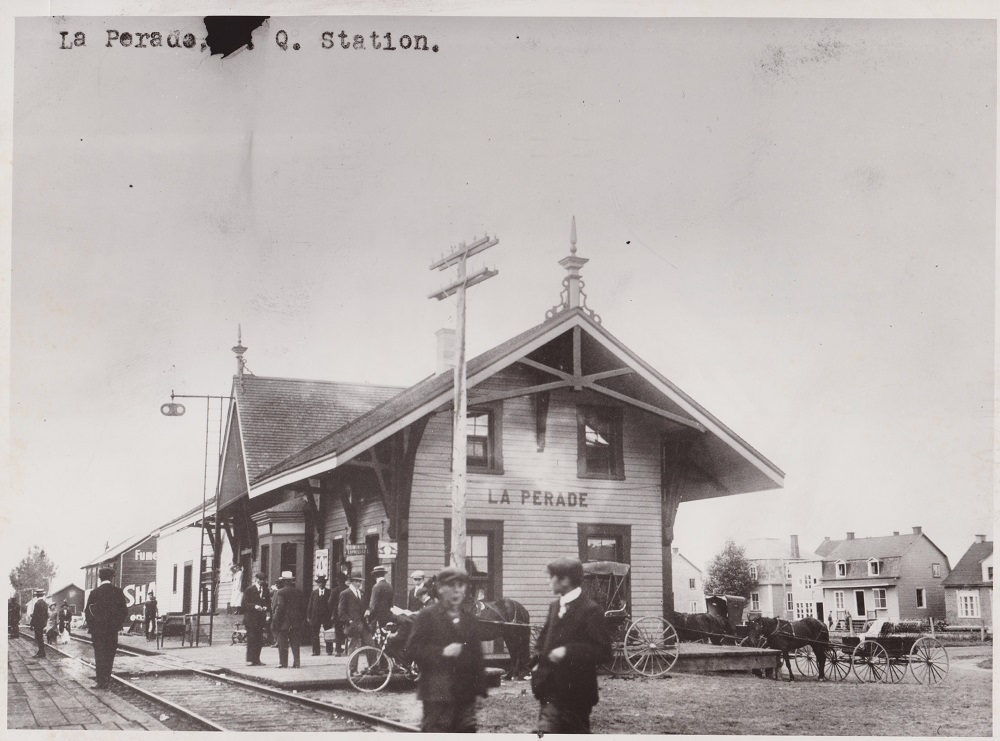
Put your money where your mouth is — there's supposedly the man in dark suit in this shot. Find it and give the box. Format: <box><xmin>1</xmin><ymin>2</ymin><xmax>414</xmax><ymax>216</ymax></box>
<box><xmin>405</xmin><ymin>566</ymin><xmax>488</xmax><ymax>732</ymax></box>
<box><xmin>271</xmin><ymin>571</ymin><xmax>306</xmax><ymax>668</ymax></box>
<box><xmin>338</xmin><ymin>575</ymin><xmax>368</xmax><ymax>653</ymax></box>
<box><xmin>143</xmin><ymin>593</ymin><xmax>158</xmax><ymax>641</ymax></box>
<box><xmin>85</xmin><ymin>567</ymin><xmax>129</xmax><ymax>689</ymax></box>
<box><xmin>28</xmin><ymin>590</ymin><xmax>48</xmax><ymax>658</ymax></box>
<box><xmin>406</xmin><ymin>570</ymin><xmax>427</xmax><ymax>612</ymax></box>
<box><xmin>367</xmin><ymin>565</ymin><xmax>394</xmax><ymax>629</ymax></box>
<box><xmin>57</xmin><ymin>600</ymin><xmax>73</xmax><ymax>636</ymax></box>
<box><xmin>533</xmin><ymin>557</ymin><xmax>612</xmax><ymax>734</ymax></box>
<box><xmin>242</xmin><ymin>572</ymin><xmax>270</xmax><ymax>666</ymax></box>
<box><xmin>306</xmin><ymin>575</ymin><xmax>334</xmax><ymax>656</ymax></box>
<box><xmin>331</xmin><ymin>563</ymin><xmax>348</xmax><ymax>654</ymax></box>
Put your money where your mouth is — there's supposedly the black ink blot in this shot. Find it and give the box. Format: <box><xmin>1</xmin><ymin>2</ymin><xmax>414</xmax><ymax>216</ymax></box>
<box><xmin>203</xmin><ymin>16</ymin><xmax>268</xmax><ymax>58</ymax></box>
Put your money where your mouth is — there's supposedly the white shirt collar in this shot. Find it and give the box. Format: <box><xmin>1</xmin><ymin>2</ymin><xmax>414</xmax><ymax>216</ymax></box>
<box><xmin>558</xmin><ymin>587</ymin><xmax>582</xmax><ymax>616</ymax></box>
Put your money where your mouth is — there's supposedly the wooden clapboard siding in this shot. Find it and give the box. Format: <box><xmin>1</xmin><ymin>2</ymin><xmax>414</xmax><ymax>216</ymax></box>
<box><xmin>409</xmin><ymin>366</ymin><xmax>666</xmax><ymax>624</ymax></box>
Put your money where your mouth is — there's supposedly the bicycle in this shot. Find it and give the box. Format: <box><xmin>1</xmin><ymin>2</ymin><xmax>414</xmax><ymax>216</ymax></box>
<box><xmin>346</xmin><ymin>618</ymin><xmax>420</xmax><ymax>693</ymax></box>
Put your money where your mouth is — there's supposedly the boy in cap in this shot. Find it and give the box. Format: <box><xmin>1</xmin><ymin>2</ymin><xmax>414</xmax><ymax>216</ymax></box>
<box><xmin>405</xmin><ymin>566</ymin><xmax>488</xmax><ymax>733</ymax></box>
<box><xmin>306</xmin><ymin>574</ymin><xmax>334</xmax><ymax>656</ymax></box>
<box><xmin>407</xmin><ymin>570</ymin><xmax>427</xmax><ymax>612</ymax></box>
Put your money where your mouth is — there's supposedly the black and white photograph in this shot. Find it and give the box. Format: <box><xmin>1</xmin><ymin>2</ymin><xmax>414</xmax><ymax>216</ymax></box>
<box><xmin>2</xmin><ymin>3</ymin><xmax>995</xmax><ymax>736</ymax></box>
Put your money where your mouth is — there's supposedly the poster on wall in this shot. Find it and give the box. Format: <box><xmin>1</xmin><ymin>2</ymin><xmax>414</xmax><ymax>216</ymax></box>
<box><xmin>314</xmin><ymin>548</ymin><xmax>329</xmax><ymax>579</ymax></box>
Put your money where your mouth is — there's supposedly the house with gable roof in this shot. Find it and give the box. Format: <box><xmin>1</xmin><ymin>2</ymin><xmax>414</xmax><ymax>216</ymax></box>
<box><xmin>816</xmin><ymin>527</ymin><xmax>950</xmax><ymax>625</ymax></box>
<box><xmin>942</xmin><ymin>535</ymin><xmax>992</xmax><ymax>628</ymax></box>
<box><xmin>744</xmin><ymin>535</ymin><xmax>822</xmax><ymax>620</ymax></box>
<box><xmin>214</xmin><ymin>227</ymin><xmax>785</xmax><ymax>619</ymax></box>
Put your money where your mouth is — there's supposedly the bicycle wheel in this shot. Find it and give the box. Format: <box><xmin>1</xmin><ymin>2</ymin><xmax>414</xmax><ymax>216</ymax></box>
<box><xmin>909</xmin><ymin>637</ymin><xmax>949</xmax><ymax>685</ymax></box>
<box><xmin>347</xmin><ymin>646</ymin><xmax>393</xmax><ymax>692</ymax></box>
<box><xmin>624</xmin><ymin>617</ymin><xmax>679</xmax><ymax>677</ymax></box>
<box><xmin>794</xmin><ymin>645</ymin><xmax>819</xmax><ymax>678</ymax></box>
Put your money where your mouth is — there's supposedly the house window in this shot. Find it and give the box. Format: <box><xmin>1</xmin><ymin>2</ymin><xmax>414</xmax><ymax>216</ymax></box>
<box><xmin>795</xmin><ymin>602</ymin><xmax>813</xmax><ymax>619</ymax></box>
<box><xmin>915</xmin><ymin>588</ymin><xmax>926</xmax><ymax>608</ymax></box>
<box><xmin>786</xmin><ymin>593</ymin><xmax>794</xmax><ymax>611</ymax></box>
<box><xmin>689</xmin><ymin>601</ymin><xmax>699</xmax><ymax>613</ymax></box>
<box><xmin>958</xmin><ymin>590</ymin><xmax>980</xmax><ymax>618</ymax></box>
<box><xmin>785</xmin><ymin>564</ymin><xmax>793</xmax><ymax>580</ymax></box>
<box><xmin>172</xmin><ymin>565</ymin><xmax>178</xmax><ymax>594</ymax></box>
<box><xmin>873</xmin><ymin>589</ymin><xmax>887</xmax><ymax>610</ymax></box>
<box><xmin>466</xmin><ymin>404</ymin><xmax>503</xmax><ymax>473</ymax></box>
<box><xmin>868</xmin><ymin>559</ymin><xmax>882</xmax><ymax>576</ymax></box>
<box><xmin>834</xmin><ymin>591</ymin><xmax>844</xmax><ymax>610</ymax></box>
<box><xmin>988</xmin><ymin>567</ymin><xmax>993</xmax><ymax>581</ymax></box>
<box><xmin>932</xmin><ymin>563</ymin><xmax>941</xmax><ymax>578</ymax></box>
<box><xmin>804</xmin><ymin>574</ymin><xmax>813</xmax><ymax>589</ymax></box>
<box><xmin>577</xmin><ymin>406</ymin><xmax>624</xmax><ymax>479</ymax></box>
<box><xmin>750</xmin><ymin>593</ymin><xmax>760</xmax><ymax>611</ymax></box>
<box><xmin>749</xmin><ymin>564</ymin><xmax>758</xmax><ymax>580</ymax></box>
<box><xmin>688</xmin><ymin>578</ymin><xmax>696</xmax><ymax>590</ymax></box>
<box><xmin>836</xmin><ymin>561</ymin><xmax>847</xmax><ymax>577</ymax></box>
<box><xmin>578</xmin><ymin>523</ymin><xmax>630</xmax><ymax>566</ymax></box>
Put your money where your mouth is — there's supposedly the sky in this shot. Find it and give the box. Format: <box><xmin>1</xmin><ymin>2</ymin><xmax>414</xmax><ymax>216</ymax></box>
<box><xmin>3</xmin><ymin>13</ymin><xmax>996</xmax><ymax>594</ymax></box>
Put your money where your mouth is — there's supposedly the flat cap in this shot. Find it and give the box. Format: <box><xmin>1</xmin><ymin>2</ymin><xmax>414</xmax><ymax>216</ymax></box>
<box><xmin>436</xmin><ymin>566</ymin><xmax>469</xmax><ymax>585</ymax></box>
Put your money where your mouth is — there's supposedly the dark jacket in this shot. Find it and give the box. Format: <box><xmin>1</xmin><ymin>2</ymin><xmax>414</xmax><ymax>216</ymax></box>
<box><xmin>338</xmin><ymin>586</ymin><xmax>365</xmax><ymax>627</ymax></box>
<box><xmin>407</xmin><ymin>587</ymin><xmax>427</xmax><ymax>613</ymax></box>
<box><xmin>534</xmin><ymin>592</ymin><xmax>612</xmax><ymax>709</ymax></box>
<box><xmin>30</xmin><ymin>598</ymin><xmax>48</xmax><ymax>630</ymax></box>
<box><xmin>306</xmin><ymin>587</ymin><xmax>334</xmax><ymax>627</ymax></box>
<box><xmin>242</xmin><ymin>584</ymin><xmax>271</xmax><ymax>627</ymax></box>
<box><xmin>369</xmin><ymin>579</ymin><xmax>394</xmax><ymax>626</ymax></box>
<box><xmin>57</xmin><ymin>606</ymin><xmax>72</xmax><ymax>629</ymax></box>
<box><xmin>143</xmin><ymin>597</ymin><xmax>158</xmax><ymax>621</ymax></box>
<box><xmin>405</xmin><ymin>601</ymin><xmax>487</xmax><ymax>703</ymax></box>
<box><xmin>271</xmin><ymin>585</ymin><xmax>306</xmax><ymax>632</ymax></box>
<box><xmin>85</xmin><ymin>583</ymin><xmax>129</xmax><ymax>636</ymax></box>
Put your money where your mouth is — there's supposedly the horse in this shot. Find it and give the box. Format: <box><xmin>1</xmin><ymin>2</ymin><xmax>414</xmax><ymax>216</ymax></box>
<box><xmin>417</xmin><ymin>573</ymin><xmax>532</xmax><ymax>680</ymax></box>
<box><xmin>668</xmin><ymin>610</ymin><xmax>737</xmax><ymax>645</ymax></box>
<box><xmin>744</xmin><ymin>616</ymin><xmax>829</xmax><ymax>681</ymax></box>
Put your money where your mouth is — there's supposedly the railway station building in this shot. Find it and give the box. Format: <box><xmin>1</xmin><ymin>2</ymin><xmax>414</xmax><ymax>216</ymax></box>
<box><xmin>215</xmin><ymin>234</ymin><xmax>784</xmax><ymax>621</ymax></box>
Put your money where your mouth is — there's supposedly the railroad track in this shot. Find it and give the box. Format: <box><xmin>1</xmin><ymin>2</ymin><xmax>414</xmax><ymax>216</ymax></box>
<box><xmin>18</xmin><ymin>630</ymin><xmax>417</xmax><ymax>732</ymax></box>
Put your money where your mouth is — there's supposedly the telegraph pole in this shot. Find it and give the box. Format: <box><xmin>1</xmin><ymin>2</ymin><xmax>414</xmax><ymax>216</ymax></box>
<box><xmin>429</xmin><ymin>235</ymin><xmax>499</xmax><ymax>567</ymax></box>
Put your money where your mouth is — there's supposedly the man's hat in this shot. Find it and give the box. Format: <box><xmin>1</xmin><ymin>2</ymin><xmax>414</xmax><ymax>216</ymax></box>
<box><xmin>410</xmin><ymin>570</ymin><xmax>425</xmax><ymax>580</ymax></box>
<box><xmin>33</xmin><ymin>589</ymin><xmax>45</xmax><ymax>596</ymax></box>
<box><xmin>350</xmin><ymin>574</ymin><xmax>364</xmax><ymax>582</ymax></box>
<box><xmin>254</xmin><ymin>572</ymin><xmax>266</xmax><ymax>580</ymax></box>
<box><xmin>279</xmin><ymin>570</ymin><xmax>294</xmax><ymax>581</ymax></box>
<box><xmin>436</xmin><ymin>566</ymin><xmax>469</xmax><ymax>586</ymax></box>
<box><xmin>98</xmin><ymin>566</ymin><xmax>115</xmax><ymax>581</ymax></box>
<box><xmin>371</xmin><ymin>565</ymin><xmax>387</xmax><ymax>576</ymax></box>
<box><xmin>315</xmin><ymin>575</ymin><xmax>327</xmax><ymax>584</ymax></box>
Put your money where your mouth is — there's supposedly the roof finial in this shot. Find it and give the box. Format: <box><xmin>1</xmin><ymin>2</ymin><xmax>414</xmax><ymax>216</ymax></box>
<box><xmin>545</xmin><ymin>217</ymin><xmax>601</xmax><ymax>324</ymax></box>
<box><xmin>232</xmin><ymin>325</ymin><xmax>247</xmax><ymax>379</ymax></box>
<box><xmin>570</xmin><ymin>215</ymin><xmax>577</xmax><ymax>255</ymax></box>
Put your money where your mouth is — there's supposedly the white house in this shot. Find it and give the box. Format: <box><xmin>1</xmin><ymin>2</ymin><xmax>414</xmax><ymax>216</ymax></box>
<box><xmin>671</xmin><ymin>548</ymin><xmax>705</xmax><ymax>614</ymax></box>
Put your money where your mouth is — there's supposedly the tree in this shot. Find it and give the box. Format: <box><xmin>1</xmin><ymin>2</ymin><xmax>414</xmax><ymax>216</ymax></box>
<box><xmin>704</xmin><ymin>539</ymin><xmax>754</xmax><ymax>598</ymax></box>
<box><xmin>9</xmin><ymin>546</ymin><xmax>58</xmax><ymax>595</ymax></box>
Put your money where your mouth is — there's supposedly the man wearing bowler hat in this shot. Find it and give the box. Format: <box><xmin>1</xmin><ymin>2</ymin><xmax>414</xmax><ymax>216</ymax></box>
<box><xmin>405</xmin><ymin>566</ymin><xmax>488</xmax><ymax>732</ymax></box>
<box><xmin>28</xmin><ymin>589</ymin><xmax>48</xmax><ymax>658</ymax></box>
<box><xmin>84</xmin><ymin>567</ymin><xmax>129</xmax><ymax>689</ymax></box>
<box><xmin>367</xmin><ymin>565</ymin><xmax>394</xmax><ymax>630</ymax></box>
<box><xmin>242</xmin><ymin>572</ymin><xmax>270</xmax><ymax>666</ymax></box>
<box><xmin>272</xmin><ymin>571</ymin><xmax>306</xmax><ymax>668</ymax></box>
<box><xmin>306</xmin><ymin>574</ymin><xmax>334</xmax><ymax>656</ymax></box>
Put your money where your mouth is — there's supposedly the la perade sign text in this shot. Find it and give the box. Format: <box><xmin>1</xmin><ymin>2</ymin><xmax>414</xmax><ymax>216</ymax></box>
<box><xmin>60</xmin><ymin>29</ymin><xmax>440</xmax><ymax>53</ymax></box>
<box><xmin>487</xmin><ymin>489</ymin><xmax>589</xmax><ymax>508</ymax></box>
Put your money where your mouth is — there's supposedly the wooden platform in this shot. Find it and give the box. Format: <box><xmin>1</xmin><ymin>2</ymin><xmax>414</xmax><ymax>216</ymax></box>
<box><xmin>672</xmin><ymin>643</ymin><xmax>782</xmax><ymax>674</ymax></box>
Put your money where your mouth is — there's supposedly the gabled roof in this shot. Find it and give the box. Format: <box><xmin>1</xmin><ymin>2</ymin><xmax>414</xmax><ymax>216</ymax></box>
<box><xmin>816</xmin><ymin>534</ymin><xmax>921</xmax><ymax>562</ymax></box>
<box><xmin>745</xmin><ymin>537</ymin><xmax>821</xmax><ymax>561</ymax></box>
<box><xmin>942</xmin><ymin>540</ymin><xmax>993</xmax><ymax>587</ymax></box>
<box><xmin>154</xmin><ymin>497</ymin><xmax>218</xmax><ymax>536</ymax></box>
<box><xmin>251</xmin><ymin>308</ymin><xmax>784</xmax><ymax>500</ymax></box>
<box><xmin>81</xmin><ymin>532</ymin><xmax>155</xmax><ymax>568</ymax></box>
<box><xmin>235</xmin><ymin>375</ymin><xmax>405</xmax><ymax>483</ymax></box>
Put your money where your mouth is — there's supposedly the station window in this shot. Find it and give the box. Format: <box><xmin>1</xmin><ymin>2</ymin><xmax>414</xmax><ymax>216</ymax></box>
<box><xmin>466</xmin><ymin>403</ymin><xmax>503</xmax><ymax>474</ymax></box>
<box><xmin>873</xmin><ymin>589</ymin><xmax>887</xmax><ymax>609</ymax></box>
<box><xmin>444</xmin><ymin>519</ymin><xmax>503</xmax><ymax>601</ymax></box>
<box><xmin>915</xmin><ymin>588</ymin><xmax>926</xmax><ymax>608</ymax></box>
<box><xmin>577</xmin><ymin>523</ymin><xmax>631</xmax><ymax>610</ymax></box>
<box><xmin>577</xmin><ymin>406</ymin><xmax>624</xmax><ymax>479</ymax></box>
<box><xmin>172</xmin><ymin>565</ymin><xmax>178</xmax><ymax>594</ymax></box>
<box><xmin>260</xmin><ymin>545</ymin><xmax>270</xmax><ymax>583</ymax></box>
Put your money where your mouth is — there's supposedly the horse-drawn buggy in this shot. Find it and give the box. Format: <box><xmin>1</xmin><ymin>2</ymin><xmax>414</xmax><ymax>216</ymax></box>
<box><xmin>581</xmin><ymin>560</ymin><xmax>681</xmax><ymax>677</ymax></box>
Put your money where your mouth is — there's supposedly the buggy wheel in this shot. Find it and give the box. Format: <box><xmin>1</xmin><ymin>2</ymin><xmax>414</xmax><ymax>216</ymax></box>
<box><xmin>347</xmin><ymin>646</ymin><xmax>393</xmax><ymax>692</ymax></box>
<box><xmin>624</xmin><ymin>617</ymin><xmax>679</xmax><ymax>677</ymax></box>
<box><xmin>824</xmin><ymin>647</ymin><xmax>851</xmax><ymax>681</ymax></box>
<box><xmin>793</xmin><ymin>645</ymin><xmax>819</xmax><ymax>678</ymax></box>
<box><xmin>601</xmin><ymin>621</ymin><xmax>631</xmax><ymax>676</ymax></box>
<box><xmin>852</xmin><ymin>641</ymin><xmax>890</xmax><ymax>683</ymax></box>
<box><xmin>909</xmin><ymin>637</ymin><xmax>948</xmax><ymax>685</ymax></box>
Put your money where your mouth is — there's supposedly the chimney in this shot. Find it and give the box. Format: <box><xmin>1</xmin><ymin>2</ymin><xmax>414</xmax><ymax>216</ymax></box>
<box><xmin>893</xmin><ymin>531</ymin><xmax>899</xmax><ymax>536</ymax></box>
<box><xmin>436</xmin><ymin>328</ymin><xmax>457</xmax><ymax>374</ymax></box>
<box><xmin>912</xmin><ymin>526</ymin><xmax>922</xmax><ymax>536</ymax></box>
<box><xmin>672</xmin><ymin>547</ymin><xmax>679</xmax><ymax>556</ymax></box>
<box><xmin>975</xmin><ymin>534</ymin><xmax>986</xmax><ymax>543</ymax></box>
<box><xmin>790</xmin><ymin>535</ymin><xmax>800</xmax><ymax>559</ymax></box>
<box><xmin>846</xmin><ymin>532</ymin><xmax>855</xmax><ymax>540</ymax></box>
<box><xmin>823</xmin><ymin>536</ymin><xmax>830</xmax><ymax>542</ymax></box>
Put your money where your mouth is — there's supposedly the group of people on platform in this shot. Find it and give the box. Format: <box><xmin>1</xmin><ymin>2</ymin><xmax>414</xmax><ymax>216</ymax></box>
<box><xmin>240</xmin><ymin>556</ymin><xmax>613</xmax><ymax>734</ymax></box>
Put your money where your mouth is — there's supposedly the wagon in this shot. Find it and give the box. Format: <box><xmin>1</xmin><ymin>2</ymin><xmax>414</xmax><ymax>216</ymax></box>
<box><xmin>794</xmin><ymin>620</ymin><xmax>948</xmax><ymax>684</ymax></box>
<box><xmin>581</xmin><ymin>560</ymin><xmax>680</xmax><ymax>677</ymax></box>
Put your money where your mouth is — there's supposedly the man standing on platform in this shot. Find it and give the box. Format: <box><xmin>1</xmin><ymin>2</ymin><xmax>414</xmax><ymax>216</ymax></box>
<box><xmin>28</xmin><ymin>589</ymin><xmax>48</xmax><ymax>658</ymax></box>
<box><xmin>85</xmin><ymin>567</ymin><xmax>129</xmax><ymax>689</ymax></box>
<box><xmin>338</xmin><ymin>575</ymin><xmax>367</xmax><ymax>653</ymax></box>
<box><xmin>143</xmin><ymin>592</ymin><xmax>158</xmax><ymax>641</ymax></box>
<box><xmin>407</xmin><ymin>571</ymin><xmax>427</xmax><ymax>612</ymax></box>
<box><xmin>272</xmin><ymin>571</ymin><xmax>306</xmax><ymax>669</ymax></box>
<box><xmin>533</xmin><ymin>557</ymin><xmax>612</xmax><ymax>734</ymax></box>
<box><xmin>306</xmin><ymin>575</ymin><xmax>334</xmax><ymax>656</ymax></box>
<box><xmin>242</xmin><ymin>572</ymin><xmax>270</xmax><ymax>666</ymax></box>
<box><xmin>367</xmin><ymin>565</ymin><xmax>394</xmax><ymax>630</ymax></box>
